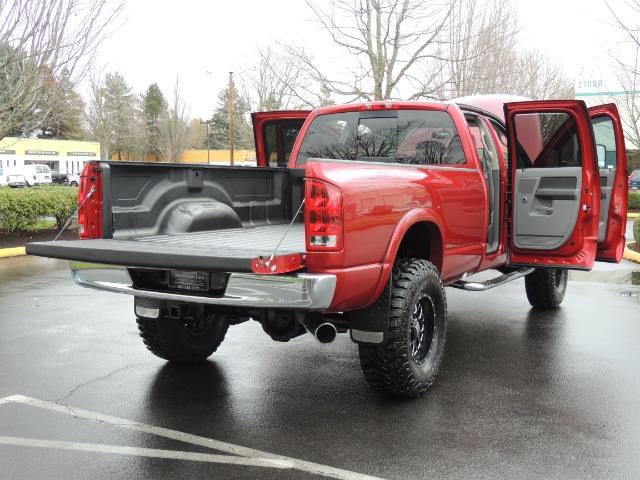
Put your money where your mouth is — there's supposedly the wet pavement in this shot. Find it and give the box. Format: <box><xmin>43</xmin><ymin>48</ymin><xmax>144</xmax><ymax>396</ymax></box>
<box><xmin>0</xmin><ymin>255</ymin><xmax>639</xmax><ymax>479</ymax></box>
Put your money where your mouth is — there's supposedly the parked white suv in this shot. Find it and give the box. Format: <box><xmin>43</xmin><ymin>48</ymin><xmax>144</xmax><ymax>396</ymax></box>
<box><xmin>22</xmin><ymin>164</ymin><xmax>52</xmax><ymax>186</ymax></box>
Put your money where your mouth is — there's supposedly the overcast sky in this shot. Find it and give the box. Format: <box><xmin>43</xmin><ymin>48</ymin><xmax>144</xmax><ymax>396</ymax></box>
<box><xmin>93</xmin><ymin>0</ymin><xmax>624</xmax><ymax>119</ymax></box>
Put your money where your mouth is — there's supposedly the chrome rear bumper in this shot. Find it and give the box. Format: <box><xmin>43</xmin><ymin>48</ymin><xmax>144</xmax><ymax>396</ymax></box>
<box><xmin>70</xmin><ymin>262</ymin><xmax>336</xmax><ymax>311</ymax></box>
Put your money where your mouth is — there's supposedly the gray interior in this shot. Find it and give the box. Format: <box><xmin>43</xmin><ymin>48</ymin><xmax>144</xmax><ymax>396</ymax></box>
<box><xmin>465</xmin><ymin>114</ymin><xmax>501</xmax><ymax>254</ymax></box>
<box><xmin>514</xmin><ymin>167</ymin><xmax>582</xmax><ymax>249</ymax></box>
<box><xmin>598</xmin><ymin>169</ymin><xmax>615</xmax><ymax>242</ymax></box>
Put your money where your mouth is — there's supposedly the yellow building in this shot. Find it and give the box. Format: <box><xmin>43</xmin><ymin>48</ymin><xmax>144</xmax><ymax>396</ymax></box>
<box><xmin>0</xmin><ymin>137</ymin><xmax>100</xmax><ymax>175</ymax></box>
<box><xmin>179</xmin><ymin>149</ymin><xmax>256</xmax><ymax>165</ymax></box>
<box><xmin>110</xmin><ymin>149</ymin><xmax>257</xmax><ymax>165</ymax></box>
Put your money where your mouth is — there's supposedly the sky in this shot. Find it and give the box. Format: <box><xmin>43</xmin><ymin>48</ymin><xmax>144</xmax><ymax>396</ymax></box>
<box><xmin>93</xmin><ymin>0</ymin><xmax>626</xmax><ymax>119</ymax></box>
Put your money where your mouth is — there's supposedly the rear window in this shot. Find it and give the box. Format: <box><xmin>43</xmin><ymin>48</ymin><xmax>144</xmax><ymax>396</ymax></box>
<box><xmin>296</xmin><ymin>110</ymin><xmax>464</xmax><ymax>165</ymax></box>
<box><xmin>631</xmin><ymin>170</ymin><xmax>640</xmax><ymax>180</ymax></box>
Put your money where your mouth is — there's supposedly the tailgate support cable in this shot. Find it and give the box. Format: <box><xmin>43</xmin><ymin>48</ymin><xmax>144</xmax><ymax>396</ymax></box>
<box><xmin>54</xmin><ymin>185</ymin><xmax>96</xmax><ymax>241</ymax></box>
<box><xmin>265</xmin><ymin>199</ymin><xmax>305</xmax><ymax>269</ymax></box>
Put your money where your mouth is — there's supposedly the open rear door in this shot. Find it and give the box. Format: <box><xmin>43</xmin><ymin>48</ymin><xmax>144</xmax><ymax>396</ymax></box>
<box><xmin>505</xmin><ymin>100</ymin><xmax>600</xmax><ymax>270</ymax></box>
<box><xmin>252</xmin><ymin>111</ymin><xmax>310</xmax><ymax>167</ymax></box>
<box><xmin>589</xmin><ymin>104</ymin><xmax>629</xmax><ymax>262</ymax></box>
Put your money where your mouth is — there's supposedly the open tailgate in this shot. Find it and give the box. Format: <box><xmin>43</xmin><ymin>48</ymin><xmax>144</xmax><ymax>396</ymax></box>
<box><xmin>26</xmin><ymin>224</ymin><xmax>306</xmax><ymax>273</ymax></box>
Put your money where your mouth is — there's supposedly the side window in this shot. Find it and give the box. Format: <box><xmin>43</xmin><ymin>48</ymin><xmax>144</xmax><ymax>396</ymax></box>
<box><xmin>591</xmin><ymin>116</ymin><xmax>616</xmax><ymax>169</ymax></box>
<box><xmin>513</xmin><ymin>112</ymin><xmax>580</xmax><ymax>169</ymax></box>
<box><xmin>36</xmin><ymin>166</ymin><xmax>43</xmax><ymax>173</ymax></box>
<box><xmin>264</xmin><ymin>121</ymin><xmax>305</xmax><ymax>167</ymax></box>
<box><xmin>264</xmin><ymin>124</ymin><xmax>277</xmax><ymax>166</ymax></box>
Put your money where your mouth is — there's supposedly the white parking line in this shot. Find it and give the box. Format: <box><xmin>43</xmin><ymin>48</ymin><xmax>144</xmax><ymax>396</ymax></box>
<box><xmin>0</xmin><ymin>435</ymin><xmax>292</xmax><ymax>468</ymax></box>
<box><xmin>0</xmin><ymin>394</ymin><xmax>386</xmax><ymax>480</ymax></box>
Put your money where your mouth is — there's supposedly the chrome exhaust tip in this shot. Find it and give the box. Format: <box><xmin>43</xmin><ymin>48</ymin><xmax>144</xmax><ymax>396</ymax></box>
<box><xmin>313</xmin><ymin>322</ymin><xmax>337</xmax><ymax>344</ymax></box>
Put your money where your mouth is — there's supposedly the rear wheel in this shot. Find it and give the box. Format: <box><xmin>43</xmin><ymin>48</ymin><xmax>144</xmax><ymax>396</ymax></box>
<box><xmin>137</xmin><ymin>312</ymin><xmax>229</xmax><ymax>363</ymax></box>
<box><xmin>524</xmin><ymin>268</ymin><xmax>568</xmax><ymax>309</ymax></box>
<box><xmin>358</xmin><ymin>258</ymin><xmax>447</xmax><ymax>398</ymax></box>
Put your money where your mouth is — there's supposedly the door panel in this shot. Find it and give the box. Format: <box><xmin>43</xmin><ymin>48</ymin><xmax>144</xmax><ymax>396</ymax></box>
<box><xmin>589</xmin><ymin>104</ymin><xmax>628</xmax><ymax>263</ymax></box>
<box><xmin>514</xmin><ymin>167</ymin><xmax>581</xmax><ymax>249</ymax></box>
<box><xmin>505</xmin><ymin>100</ymin><xmax>600</xmax><ymax>270</ymax></box>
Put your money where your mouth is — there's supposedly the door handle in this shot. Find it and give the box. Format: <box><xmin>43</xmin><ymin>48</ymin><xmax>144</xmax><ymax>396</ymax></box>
<box><xmin>539</xmin><ymin>207</ymin><xmax>553</xmax><ymax>215</ymax></box>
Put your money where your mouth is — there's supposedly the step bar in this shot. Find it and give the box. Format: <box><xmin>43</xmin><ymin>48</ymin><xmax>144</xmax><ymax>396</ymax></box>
<box><xmin>450</xmin><ymin>268</ymin><xmax>534</xmax><ymax>292</ymax></box>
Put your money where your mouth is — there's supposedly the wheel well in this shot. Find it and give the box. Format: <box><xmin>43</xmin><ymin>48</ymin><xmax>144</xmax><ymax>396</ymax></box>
<box><xmin>395</xmin><ymin>222</ymin><xmax>443</xmax><ymax>273</ymax></box>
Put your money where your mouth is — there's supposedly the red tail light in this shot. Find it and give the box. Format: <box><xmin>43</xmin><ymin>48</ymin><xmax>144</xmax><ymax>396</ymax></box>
<box><xmin>305</xmin><ymin>179</ymin><xmax>343</xmax><ymax>251</ymax></box>
<box><xmin>78</xmin><ymin>162</ymin><xmax>103</xmax><ymax>239</ymax></box>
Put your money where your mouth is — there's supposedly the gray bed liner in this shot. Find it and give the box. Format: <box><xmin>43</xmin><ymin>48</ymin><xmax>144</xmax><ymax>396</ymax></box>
<box><xmin>26</xmin><ymin>224</ymin><xmax>305</xmax><ymax>272</ymax></box>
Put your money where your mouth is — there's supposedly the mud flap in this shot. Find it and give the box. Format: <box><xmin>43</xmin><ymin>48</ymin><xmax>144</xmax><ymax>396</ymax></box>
<box><xmin>349</xmin><ymin>276</ymin><xmax>391</xmax><ymax>345</ymax></box>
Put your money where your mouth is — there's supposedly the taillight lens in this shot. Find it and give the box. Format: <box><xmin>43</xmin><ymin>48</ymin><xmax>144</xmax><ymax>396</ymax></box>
<box><xmin>78</xmin><ymin>162</ymin><xmax>103</xmax><ymax>239</ymax></box>
<box><xmin>305</xmin><ymin>179</ymin><xmax>343</xmax><ymax>251</ymax></box>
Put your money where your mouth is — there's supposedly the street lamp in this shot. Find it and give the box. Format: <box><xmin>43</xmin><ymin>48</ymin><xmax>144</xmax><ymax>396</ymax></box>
<box><xmin>200</xmin><ymin>119</ymin><xmax>212</xmax><ymax>164</ymax></box>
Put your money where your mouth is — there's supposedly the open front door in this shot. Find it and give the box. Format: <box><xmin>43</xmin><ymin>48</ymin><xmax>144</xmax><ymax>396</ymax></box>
<box><xmin>589</xmin><ymin>104</ymin><xmax>629</xmax><ymax>262</ymax></box>
<box><xmin>252</xmin><ymin>111</ymin><xmax>310</xmax><ymax>167</ymax></box>
<box><xmin>505</xmin><ymin>100</ymin><xmax>600</xmax><ymax>270</ymax></box>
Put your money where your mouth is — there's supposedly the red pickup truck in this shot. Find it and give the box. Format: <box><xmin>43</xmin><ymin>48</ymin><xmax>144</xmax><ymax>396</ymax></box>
<box><xmin>27</xmin><ymin>95</ymin><xmax>628</xmax><ymax>397</ymax></box>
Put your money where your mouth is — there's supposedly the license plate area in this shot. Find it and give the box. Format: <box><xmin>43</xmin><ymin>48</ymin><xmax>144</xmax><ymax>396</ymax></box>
<box><xmin>169</xmin><ymin>270</ymin><xmax>210</xmax><ymax>292</ymax></box>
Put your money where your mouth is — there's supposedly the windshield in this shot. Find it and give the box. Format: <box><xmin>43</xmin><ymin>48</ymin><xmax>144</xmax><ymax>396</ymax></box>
<box><xmin>296</xmin><ymin>110</ymin><xmax>463</xmax><ymax>165</ymax></box>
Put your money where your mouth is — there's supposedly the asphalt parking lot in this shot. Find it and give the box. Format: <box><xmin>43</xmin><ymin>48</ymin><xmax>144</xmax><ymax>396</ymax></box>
<box><xmin>1</xmin><ymin>255</ymin><xmax>639</xmax><ymax>479</ymax></box>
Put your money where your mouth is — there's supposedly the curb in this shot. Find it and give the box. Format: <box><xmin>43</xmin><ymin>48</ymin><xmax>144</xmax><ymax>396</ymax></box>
<box><xmin>0</xmin><ymin>247</ymin><xmax>26</xmax><ymax>258</ymax></box>
<box><xmin>623</xmin><ymin>243</ymin><xmax>640</xmax><ymax>264</ymax></box>
<box><xmin>628</xmin><ymin>212</ymin><xmax>639</xmax><ymax>219</ymax></box>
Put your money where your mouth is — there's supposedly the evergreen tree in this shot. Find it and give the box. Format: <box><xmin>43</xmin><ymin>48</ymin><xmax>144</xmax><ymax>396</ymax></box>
<box><xmin>208</xmin><ymin>84</ymin><xmax>253</xmax><ymax>150</ymax></box>
<box><xmin>102</xmin><ymin>72</ymin><xmax>138</xmax><ymax>160</ymax></box>
<box><xmin>38</xmin><ymin>69</ymin><xmax>85</xmax><ymax>139</ymax></box>
<box><xmin>142</xmin><ymin>83</ymin><xmax>167</xmax><ymax>159</ymax></box>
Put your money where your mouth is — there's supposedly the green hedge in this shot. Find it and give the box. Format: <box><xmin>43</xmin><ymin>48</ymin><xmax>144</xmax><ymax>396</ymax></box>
<box><xmin>630</xmin><ymin>191</ymin><xmax>640</xmax><ymax>211</ymax></box>
<box><xmin>634</xmin><ymin>218</ymin><xmax>640</xmax><ymax>244</ymax></box>
<box><xmin>0</xmin><ymin>186</ymin><xmax>77</xmax><ymax>233</ymax></box>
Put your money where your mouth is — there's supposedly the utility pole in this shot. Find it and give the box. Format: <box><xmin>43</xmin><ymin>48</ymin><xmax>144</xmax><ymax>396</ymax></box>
<box><xmin>200</xmin><ymin>120</ymin><xmax>211</xmax><ymax>164</ymax></box>
<box><xmin>228</xmin><ymin>71</ymin><xmax>235</xmax><ymax>166</ymax></box>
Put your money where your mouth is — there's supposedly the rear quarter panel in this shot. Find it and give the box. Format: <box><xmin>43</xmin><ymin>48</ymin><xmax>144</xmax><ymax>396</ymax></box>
<box><xmin>305</xmin><ymin>160</ymin><xmax>486</xmax><ymax>311</ymax></box>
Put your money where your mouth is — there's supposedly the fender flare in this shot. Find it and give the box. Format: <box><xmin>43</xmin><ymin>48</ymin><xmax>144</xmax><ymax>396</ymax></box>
<box><xmin>350</xmin><ymin>210</ymin><xmax>445</xmax><ymax>344</ymax></box>
<box><xmin>368</xmin><ymin>209</ymin><xmax>445</xmax><ymax>310</ymax></box>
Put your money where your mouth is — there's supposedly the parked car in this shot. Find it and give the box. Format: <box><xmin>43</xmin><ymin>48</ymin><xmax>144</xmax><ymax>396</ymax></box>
<box><xmin>52</xmin><ymin>172</ymin><xmax>80</xmax><ymax>187</ymax></box>
<box><xmin>22</xmin><ymin>164</ymin><xmax>52</xmax><ymax>186</ymax></box>
<box><xmin>27</xmin><ymin>97</ymin><xmax>628</xmax><ymax>398</ymax></box>
<box><xmin>2</xmin><ymin>168</ymin><xmax>27</xmax><ymax>188</ymax></box>
<box><xmin>630</xmin><ymin>169</ymin><xmax>640</xmax><ymax>190</ymax></box>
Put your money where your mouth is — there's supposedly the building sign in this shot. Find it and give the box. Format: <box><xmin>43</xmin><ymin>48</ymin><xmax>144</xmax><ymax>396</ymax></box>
<box><xmin>67</xmin><ymin>151</ymin><xmax>97</xmax><ymax>157</ymax></box>
<box><xmin>25</xmin><ymin>150</ymin><xmax>59</xmax><ymax>156</ymax></box>
<box><xmin>0</xmin><ymin>149</ymin><xmax>15</xmax><ymax>155</ymax></box>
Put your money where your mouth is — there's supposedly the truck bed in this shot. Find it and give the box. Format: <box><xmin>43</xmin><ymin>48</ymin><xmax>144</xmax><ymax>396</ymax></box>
<box><xmin>26</xmin><ymin>224</ymin><xmax>305</xmax><ymax>272</ymax></box>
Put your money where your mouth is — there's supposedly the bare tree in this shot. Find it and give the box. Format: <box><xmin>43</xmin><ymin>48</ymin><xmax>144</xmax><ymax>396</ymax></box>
<box><xmin>0</xmin><ymin>0</ymin><xmax>122</xmax><ymax>140</ymax></box>
<box><xmin>439</xmin><ymin>0</ymin><xmax>519</xmax><ymax>98</ymax></box>
<box><xmin>509</xmin><ymin>50</ymin><xmax>574</xmax><ymax>100</ymax></box>
<box><xmin>242</xmin><ymin>45</ymin><xmax>334</xmax><ymax>110</ymax></box>
<box><xmin>161</xmin><ymin>77</ymin><xmax>190</xmax><ymax>163</ymax></box>
<box><xmin>85</xmin><ymin>72</ymin><xmax>113</xmax><ymax>160</ymax></box>
<box><xmin>606</xmin><ymin>0</ymin><xmax>640</xmax><ymax>148</ymax></box>
<box><xmin>294</xmin><ymin>0</ymin><xmax>455</xmax><ymax>101</ymax></box>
